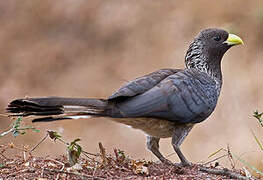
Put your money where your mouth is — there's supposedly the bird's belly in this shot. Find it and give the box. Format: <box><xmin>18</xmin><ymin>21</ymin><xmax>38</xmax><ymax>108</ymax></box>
<box><xmin>109</xmin><ymin>117</ymin><xmax>187</xmax><ymax>138</ymax></box>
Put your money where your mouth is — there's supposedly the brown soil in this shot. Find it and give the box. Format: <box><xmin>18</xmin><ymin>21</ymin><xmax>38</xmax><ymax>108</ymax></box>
<box><xmin>0</xmin><ymin>149</ymin><xmax>257</xmax><ymax>180</ymax></box>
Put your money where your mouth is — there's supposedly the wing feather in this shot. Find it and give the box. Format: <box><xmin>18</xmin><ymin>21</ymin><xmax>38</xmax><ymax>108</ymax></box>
<box><xmin>112</xmin><ymin>69</ymin><xmax>218</xmax><ymax>124</ymax></box>
<box><xmin>108</xmin><ymin>69</ymin><xmax>181</xmax><ymax>101</ymax></box>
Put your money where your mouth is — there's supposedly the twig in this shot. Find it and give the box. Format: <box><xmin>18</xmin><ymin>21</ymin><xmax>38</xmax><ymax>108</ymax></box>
<box><xmin>202</xmin><ymin>154</ymin><xmax>228</xmax><ymax>166</ymax></box>
<box><xmin>46</xmin><ymin>158</ymin><xmax>65</xmax><ymax>171</ymax></box>
<box><xmin>82</xmin><ymin>150</ymin><xmax>100</xmax><ymax>157</ymax></box>
<box><xmin>208</xmin><ymin>147</ymin><xmax>224</xmax><ymax>158</ymax></box>
<box><xmin>57</xmin><ymin>138</ymin><xmax>68</xmax><ymax>145</ymax></box>
<box><xmin>108</xmin><ymin>156</ymin><xmax>130</xmax><ymax>172</ymax></box>
<box><xmin>93</xmin><ymin>164</ymin><xmax>98</xmax><ymax>179</ymax></box>
<box><xmin>0</xmin><ymin>129</ymin><xmax>13</xmax><ymax>137</ymax></box>
<box><xmin>6</xmin><ymin>171</ymin><xmax>20</xmax><ymax>178</ymax></box>
<box><xmin>199</xmin><ymin>166</ymin><xmax>254</xmax><ymax>180</ymax></box>
<box><xmin>30</xmin><ymin>133</ymin><xmax>49</xmax><ymax>153</ymax></box>
<box><xmin>43</xmin><ymin>168</ymin><xmax>105</xmax><ymax>180</ymax></box>
<box><xmin>41</xmin><ymin>167</ymin><xmax>44</xmax><ymax>178</ymax></box>
<box><xmin>227</xmin><ymin>144</ymin><xmax>235</xmax><ymax>169</ymax></box>
<box><xmin>98</xmin><ymin>142</ymin><xmax>108</xmax><ymax>166</ymax></box>
<box><xmin>251</xmin><ymin>130</ymin><xmax>263</xmax><ymax>151</ymax></box>
<box><xmin>81</xmin><ymin>151</ymin><xmax>100</xmax><ymax>164</ymax></box>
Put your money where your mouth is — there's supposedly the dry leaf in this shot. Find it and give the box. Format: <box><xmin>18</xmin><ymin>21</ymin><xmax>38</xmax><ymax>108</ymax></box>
<box><xmin>131</xmin><ymin>160</ymin><xmax>149</xmax><ymax>175</ymax></box>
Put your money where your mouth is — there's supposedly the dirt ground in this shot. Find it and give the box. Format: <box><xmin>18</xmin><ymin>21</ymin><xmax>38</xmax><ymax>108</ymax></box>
<box><xmin>0</xmin><ymin>143</ymin><xmax>258</xmax><ymax>180</ymax></box>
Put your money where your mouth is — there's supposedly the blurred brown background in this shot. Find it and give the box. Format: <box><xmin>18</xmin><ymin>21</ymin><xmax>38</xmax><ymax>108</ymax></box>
<box><xmin>0</xmin><ymin>0</ymin><xmax>262</xmax><ymax>171</ymax></box>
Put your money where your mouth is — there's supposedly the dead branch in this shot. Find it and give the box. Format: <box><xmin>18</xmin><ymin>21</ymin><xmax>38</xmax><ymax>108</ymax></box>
<box><xmin>199</xmin><ymin>166</ymin><xmax>255</xmax><ymax>180</ymax></box>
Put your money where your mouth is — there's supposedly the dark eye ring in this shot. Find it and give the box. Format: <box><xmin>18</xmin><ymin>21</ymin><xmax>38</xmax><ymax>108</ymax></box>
<box><xmin>213</xmin><ymin>36</ymin><xmax>221</xmax><ymax>41</ymax></box>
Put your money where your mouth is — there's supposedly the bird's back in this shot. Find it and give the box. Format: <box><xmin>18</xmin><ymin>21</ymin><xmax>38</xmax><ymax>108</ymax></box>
<box><xmin>109</xmin><ymin>68</ymin><xmax>221</xmax><ymax>125</ymax></box>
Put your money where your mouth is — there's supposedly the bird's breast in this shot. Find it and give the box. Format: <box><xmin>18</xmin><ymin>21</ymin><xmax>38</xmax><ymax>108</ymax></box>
<box><xmin>109</xmin><ymin>117</ymin><xmax>192</xmax><ymax>138</ymax></box>
<box><xmin>166</xmin><ymin>70</ymin><xmax>221</xmax><ymax>123</ymax></box>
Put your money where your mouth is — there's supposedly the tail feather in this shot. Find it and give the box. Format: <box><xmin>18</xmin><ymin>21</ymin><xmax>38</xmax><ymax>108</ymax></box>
<box><xmin>32</xmin><ymin>117</ymin><xmax>72</xmax><ymax>122</ymax></box>
<box><xmin>6</xmin><ymin>97</ymin><xmax>109</xmax><ymax>122</ymax></box>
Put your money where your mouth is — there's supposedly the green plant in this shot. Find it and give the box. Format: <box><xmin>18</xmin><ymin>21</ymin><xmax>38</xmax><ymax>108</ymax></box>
<box><xmin>0</xmin><ymin>117</ymin><xmax>39</xmax><ymax>138</ymax></box>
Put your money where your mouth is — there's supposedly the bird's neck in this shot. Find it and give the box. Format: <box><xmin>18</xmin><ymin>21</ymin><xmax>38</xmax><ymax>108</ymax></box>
<box><xmin>185</xmin><ymin>40</ymin><xmax>223</xmax><ymax>81</ymax></box>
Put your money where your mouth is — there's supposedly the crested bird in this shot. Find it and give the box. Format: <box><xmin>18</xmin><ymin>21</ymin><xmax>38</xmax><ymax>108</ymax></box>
<box><xmin>6</xmin><ymin>28</ymin><xmax>243</xmax><ymax>166</ymax></box>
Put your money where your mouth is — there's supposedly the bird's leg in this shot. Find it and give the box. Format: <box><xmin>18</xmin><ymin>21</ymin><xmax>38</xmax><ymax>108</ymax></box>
<box><xmin>146</xmin><ymin>136</ymin><xmax>171</xmax><ymax>164</ymax></box>
<box><xmin>171</xmin><ymin>124</ymin><xmax>194</xmax><ymax>166</ymax></box>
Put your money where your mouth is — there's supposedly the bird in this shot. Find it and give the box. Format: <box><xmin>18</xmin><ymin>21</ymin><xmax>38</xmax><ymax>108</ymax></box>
<box><xmin>6</xmin><ymin>28</ymin><xmax>243</xmax><ymax>166</ymax></box>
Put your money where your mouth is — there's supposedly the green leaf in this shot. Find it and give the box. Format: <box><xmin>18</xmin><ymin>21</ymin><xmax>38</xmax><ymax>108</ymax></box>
<box><xmin>0</xmin><ymin>117</ymin><xmax>39</xmax><ymax>138</ymax></box>
<box><xmin>47</xmin><ymin>130</ymin><xmax>62</xmax><ymax>140</ymax></box>
<box><xmin>253</xmin><ymin>111</ymin><xmax>263</xmax><ymax>128</ymax></box>
<box><xmin>70</xmin><ymin>138</ymin><xmax>81</xmax><ymax>145</ymax></box>
<box><xmin>67</xmin><ymin>139</ymin><xmax>82</xmax><ymax>166</ymax></box>
<box><xmin>12</xmin><ymin>131</ymin><xmax>20</xmax><ymax>137</ymax></box>
<box><xmin>13</xmin><ymin>117</ymin><xmax>23</xmax><ymax>129</ymax></box>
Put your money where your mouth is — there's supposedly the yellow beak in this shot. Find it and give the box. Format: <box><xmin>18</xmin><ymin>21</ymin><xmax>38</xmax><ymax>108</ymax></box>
<box><xmin>224</xmin><ymin>33</ymin><xmax>244</xmax><ymax>46</ymax></box>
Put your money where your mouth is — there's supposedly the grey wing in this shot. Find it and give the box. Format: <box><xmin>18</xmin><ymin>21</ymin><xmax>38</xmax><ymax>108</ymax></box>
<box><xmin>113</xmin><ymin>70</ymin><xmax>217</xmax><ymax>124</ymax></box>
<box><xmin>108</xmin><ymin>69</ymin><xmax>181</xmax><ymax>101</ymax></box>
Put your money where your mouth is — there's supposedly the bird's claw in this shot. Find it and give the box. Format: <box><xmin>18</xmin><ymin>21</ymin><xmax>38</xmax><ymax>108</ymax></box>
<box><xmin>161</xmin><ymin>159</ymin><xmax>192</xmax><ymax>167</ymax></box>
<box><xmin>162</xmin><ymin>159</ymin><xmax>173</xmax><ymax>165</ymax></box>
<box><xmin>179</xmin><ymin>161</ymin><xmax>192</xmax><ymax>167</ymax></box>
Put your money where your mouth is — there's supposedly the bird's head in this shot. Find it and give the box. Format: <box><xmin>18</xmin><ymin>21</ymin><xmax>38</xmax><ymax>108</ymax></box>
<box><xmin>185</xmin><ymin>28</ymin><xmax>243</xmax><ymax>79</ymax></box>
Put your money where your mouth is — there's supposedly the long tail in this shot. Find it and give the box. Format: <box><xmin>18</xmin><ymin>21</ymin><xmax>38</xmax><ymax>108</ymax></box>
<box><xmin>6</xmin><ymin>97</ymin><xmax>109</xmax><ymax>122</ymax></box>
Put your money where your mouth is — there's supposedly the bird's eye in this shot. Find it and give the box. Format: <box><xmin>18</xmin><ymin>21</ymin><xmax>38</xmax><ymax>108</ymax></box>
<box><xmin>213</xmin><ymin>36</ymin><xmax>221</xmax><ymax>41</ymax></box>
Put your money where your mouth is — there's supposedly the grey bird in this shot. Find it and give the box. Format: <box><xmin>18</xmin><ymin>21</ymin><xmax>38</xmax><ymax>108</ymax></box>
<box><xmin>6</xmin><ymin>28</ymin><xmax>243</xmax><ymax>166</ymax></box>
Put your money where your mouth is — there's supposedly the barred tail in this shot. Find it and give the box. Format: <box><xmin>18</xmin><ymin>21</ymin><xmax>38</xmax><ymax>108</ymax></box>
<box><xmin>6</xmin><ymin>97</ymin><xmax>109</xmax><ymax>122</ymax></box>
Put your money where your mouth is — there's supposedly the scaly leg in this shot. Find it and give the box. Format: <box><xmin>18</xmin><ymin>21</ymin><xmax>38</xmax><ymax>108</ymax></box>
<box><xmin>171</xmin><ymin>124</ymin><xmax>194</xmax><ymax>166</ymax></box>
<box><xmin>146</xmin><ymin>136</ymin><xmax>171</xmax><ymax>164</ymax></box>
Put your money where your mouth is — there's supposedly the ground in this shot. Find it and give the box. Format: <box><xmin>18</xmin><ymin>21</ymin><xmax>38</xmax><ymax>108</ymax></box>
<box><xmin>0</xmin><ymin>144</ymin><xmax>257</xmax><ymax>180</ymax></box>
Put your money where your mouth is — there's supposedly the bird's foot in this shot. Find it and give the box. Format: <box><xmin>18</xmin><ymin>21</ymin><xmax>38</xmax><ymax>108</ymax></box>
<box><xmin>159</xmin><ymin>157</ymin><xmax>192</xmax><ymax>166</ymax></box>
<box><xmin>179</xmin><ymin>160</ymin><xmax>192</xmax><ymax>167</ymax></box>
<box><xmin>162</xmin><ymin>159</ymin><xmax>173</xmax><ymax>165</ymax></box>
<box><xmin>170</xmin><ymin>160</ymin><xmax>192</xmax><ymax>167</ymax></box>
